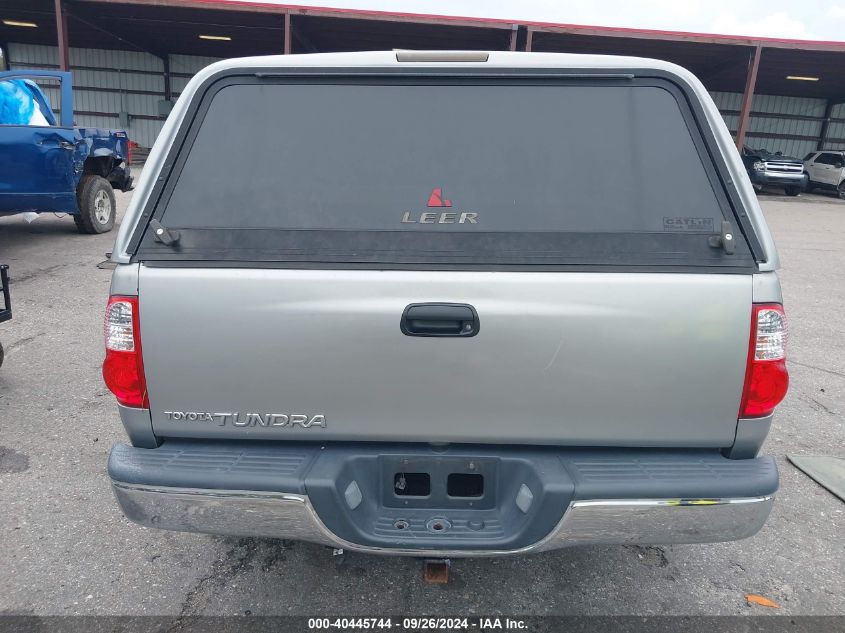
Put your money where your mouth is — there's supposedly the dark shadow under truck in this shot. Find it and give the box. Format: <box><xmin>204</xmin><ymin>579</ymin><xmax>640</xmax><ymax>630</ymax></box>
<box><xmin>0</xmin><ymin>265</ymin><xmax>10</xmax><ymax>369</ymax></box>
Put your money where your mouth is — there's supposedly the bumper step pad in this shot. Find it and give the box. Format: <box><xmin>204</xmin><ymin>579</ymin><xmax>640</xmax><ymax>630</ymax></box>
<box><xmin>109</xmin><ymin>441</ymin><xmax>778</xmax><ymax>555</ymax></box>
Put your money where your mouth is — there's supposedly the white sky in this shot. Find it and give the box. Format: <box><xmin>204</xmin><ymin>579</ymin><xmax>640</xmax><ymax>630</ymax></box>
<box><xmin>229</xmin><ymin>0</ymin><xmax>845</xmax><ymax>41</ymax></box>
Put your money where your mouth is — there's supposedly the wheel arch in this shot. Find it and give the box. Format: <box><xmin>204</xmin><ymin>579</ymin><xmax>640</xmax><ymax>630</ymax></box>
<box><xmin>82</xmin><ymin>154</ymin><xmax>117</xmax><ymax>179</ymax></box>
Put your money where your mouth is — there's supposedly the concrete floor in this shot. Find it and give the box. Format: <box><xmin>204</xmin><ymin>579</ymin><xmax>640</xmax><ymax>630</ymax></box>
<box><xmin>0</xmin><ymin>186</ymin><xmax>842</xmax><ymax>616</ymax></box>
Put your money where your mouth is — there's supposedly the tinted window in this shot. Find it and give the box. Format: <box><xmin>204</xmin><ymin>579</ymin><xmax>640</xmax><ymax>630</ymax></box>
<box><xmin>817</xmin><ymin>153</ymin><xmax>843</xmax><ymax>165</ymax></box>
<box><xmin>162</xmin><ymin>83</ymin><xmax>725</xmax><ymax>234</ymax></box>
<box><xmin>140</xmin><ymin>77</ymin><xmax>755</xmax><ymax>269</ymax></box>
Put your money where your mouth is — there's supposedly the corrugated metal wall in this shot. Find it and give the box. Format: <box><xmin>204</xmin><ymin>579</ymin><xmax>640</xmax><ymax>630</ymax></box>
<box><xmin>4</xmin><ymin>41</ymin><xmax>842</xmax><ymax>155</ymax></box>
<box><xmin>6</xmin><ymin>43</ymin><xmax>221</xmax><ymax>147</ymax></box>
<box><xmin>711</xmin><ymin>91</ymin><xmax>827</xmax><ymax>157</ymax></box>
<box><xmin>828</xmin><ymin>103</ymin><xmax>845</xmax><ymax>150</ymax></box>
<box><xmin>169</xmin><ymin>54</ymin><xmax>224</xmax><ymax>97</ymax></box>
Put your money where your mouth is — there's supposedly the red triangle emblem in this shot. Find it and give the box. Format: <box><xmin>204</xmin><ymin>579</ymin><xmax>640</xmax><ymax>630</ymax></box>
<box><xmin>427</xmin><ymin>188</ymin><xmax>452</xmax><ymax>207</ymax></box>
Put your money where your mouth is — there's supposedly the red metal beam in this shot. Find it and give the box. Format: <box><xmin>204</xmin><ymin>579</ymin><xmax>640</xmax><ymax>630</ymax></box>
<box><xmin>79</xmin><ymin>0</ymin><xmax>514</xmax><ymax>30</ymax></box>
<box><xmin>73</xmin><ymin>0</ymin><xmax>845</xmax><ymax>51</ymax></box>
<box><xmin>54</xmin><ymin>0</ymin><xmax>70</xmax><ymax>71</ymax></box>
<box><xmin>81</xmin><ymin>0</ymin><xmax>288</xmax><ymax>14</ymax></box>
<box><xmin>284</xmin><ymin>12</ymin><xmax>291</xmax><ymax>54</ymax></box>
<box><xmin>523</xmin><ymin>24</ymin><xmax>845</xmax><ymax>52</ymax></box>
<box><xmin>735</xmin><ymin>45</ymin><xmax>762</xmax><ymax>149</ymax></box>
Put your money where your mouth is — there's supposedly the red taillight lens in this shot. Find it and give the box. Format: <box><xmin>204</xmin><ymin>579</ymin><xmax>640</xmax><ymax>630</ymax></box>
<box><xmin>103</xmin><ymin>296</ymin><xmax>148</xmax><ymax>408</ymax></box>
<box><xmin>739</xmin><ymin>304</ymin><xmax>788</xmax><ymax>418</ymax></box>
<box><xmin>127</xmin><ymin>140</ymin><xmax>134</xmax><ymax>164</ymax></box>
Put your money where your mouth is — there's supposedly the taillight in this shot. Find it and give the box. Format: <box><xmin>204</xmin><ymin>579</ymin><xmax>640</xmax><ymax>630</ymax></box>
<box><xmin>739</xmin><ymin>304</ymin><xmax>788</xmax><ymax>418</ymax></box>
<box><xmin>127</xmin><ymin>140</ymin><xmax>134</xmax><ymax>165</ymax></box>
<box><xmin>103</xmin><ymin>296</ymin><xmax>148</xmax><ymax>408</ymax></box>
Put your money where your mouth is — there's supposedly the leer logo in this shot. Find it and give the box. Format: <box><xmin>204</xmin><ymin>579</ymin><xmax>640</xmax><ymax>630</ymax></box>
<box><xmin>427</xmin><ymin>187</ymin><xmax>452</xmax><ymax>208</ymax></box>
<box><xmin>402</xmin><ymin>188</ymin><xmax>478</xmax><ymax>225</ymax></box>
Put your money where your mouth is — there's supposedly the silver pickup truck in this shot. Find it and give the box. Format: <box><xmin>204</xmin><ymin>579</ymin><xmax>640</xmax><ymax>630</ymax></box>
<box><xmin>104</xmin><ymin>51</ymin><xmax>787</xmax><ymax>557</ymax></box>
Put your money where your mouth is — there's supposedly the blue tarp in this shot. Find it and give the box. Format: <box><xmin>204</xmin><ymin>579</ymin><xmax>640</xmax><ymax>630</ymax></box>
<box><xmin>0</xmin><ymin>79</ymin><xmax>36</xmax><ymax>125</ymax></box>
<box><xmin>0</xmin><ymin>79</ymin><xmax>56</xmax><ymax>126</ymax></box>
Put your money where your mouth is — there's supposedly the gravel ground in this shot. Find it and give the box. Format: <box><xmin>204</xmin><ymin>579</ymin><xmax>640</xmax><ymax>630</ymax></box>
<box><xmin>0</xmin><ymin>183</ymin><xmax>842</xmax><ymax>616</ymax></box>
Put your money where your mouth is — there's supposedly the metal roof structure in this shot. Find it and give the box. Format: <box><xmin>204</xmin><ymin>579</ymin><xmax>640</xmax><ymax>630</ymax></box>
<box><xmin>2</xmin><ymin>0</ymin><xmax>845</xmax><ymax>148</ymax></box>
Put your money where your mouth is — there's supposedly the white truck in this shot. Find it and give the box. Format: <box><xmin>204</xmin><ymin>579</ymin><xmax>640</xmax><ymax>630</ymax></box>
<box><xmin>804</xmin><ymin>150</ymin><xmax>845</xmax><ymax>198</ymax></box>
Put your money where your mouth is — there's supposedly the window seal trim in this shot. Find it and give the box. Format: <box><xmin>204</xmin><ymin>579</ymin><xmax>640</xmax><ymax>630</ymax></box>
<box><xmin>126</xmin><ymin>66</ymin><xmax>764</xmax><ymax>269</ymax></box>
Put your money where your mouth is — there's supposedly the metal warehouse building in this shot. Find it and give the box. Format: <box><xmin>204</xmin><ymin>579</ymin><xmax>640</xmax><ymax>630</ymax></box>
<box><xmin>2</xmin><ymin>0</ymin><xmax>845</xmax><ymax>155</ymax></box>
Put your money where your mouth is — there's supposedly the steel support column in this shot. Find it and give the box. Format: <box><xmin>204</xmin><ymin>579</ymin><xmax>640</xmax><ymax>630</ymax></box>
<box><xmin>525</xmin><ymin>28</ymin><xmax>533</xmax><ymax>52</ymax></box>
<box><xmin>162</xmin><ymin>56</ymin><xmax>172</xmax><ymax>102</ymax></box>
<box><xmin>54</xmin><ymin>0</ymin><xmax>70</xmax><ymax>71</ymax></box>
<box><xmin>817</xmin><ymin>100</ymin><xmax>834</xmax><ymax>150</ymax></box>
<box><xmin>735</xmin><ymin>44</ymin><xmax>762</xmax><ymax>149</ymax></box>
<box><xmin>508</xmin><ymin>24</ymin><xmax>518</xmax><ymax>51</ymax></box>
<box><xmin>284</xmin><ymin>13</ymin><xmax>292</xmax><ymax>54</ymax></box>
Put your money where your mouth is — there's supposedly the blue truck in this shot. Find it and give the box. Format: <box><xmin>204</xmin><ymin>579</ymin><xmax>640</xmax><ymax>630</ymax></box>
<box><xmin>0</xmin><ymin>70</ymin><xmax>133</xmax><ymax>233</ymax></box>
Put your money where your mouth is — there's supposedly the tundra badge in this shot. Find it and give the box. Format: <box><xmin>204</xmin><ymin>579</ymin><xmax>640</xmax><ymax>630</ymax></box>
<box><xmin>163</xmin><ymin>411</ymin><xmax>326</xmax><ymax>428</ymax></box>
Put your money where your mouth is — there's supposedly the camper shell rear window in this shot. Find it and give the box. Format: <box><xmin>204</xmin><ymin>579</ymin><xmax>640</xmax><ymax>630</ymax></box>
<box><xmin>132</xmin><ymin>70</ymin><xmax>758</xmax><ymax>271</ymax></box>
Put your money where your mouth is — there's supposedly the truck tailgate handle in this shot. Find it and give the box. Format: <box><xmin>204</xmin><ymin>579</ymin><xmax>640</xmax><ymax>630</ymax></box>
<box><xmin>400</xmin><ymin>303</ymin><xmax>479</xmax><ymax>337</ymax></box>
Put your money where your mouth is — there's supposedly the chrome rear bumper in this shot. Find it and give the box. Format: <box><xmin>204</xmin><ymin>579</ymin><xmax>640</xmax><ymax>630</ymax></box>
<box><xmin>112</xmin><ymin>481</ymin><xmax>774</xmax><ymax>557</ymax></box>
